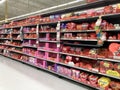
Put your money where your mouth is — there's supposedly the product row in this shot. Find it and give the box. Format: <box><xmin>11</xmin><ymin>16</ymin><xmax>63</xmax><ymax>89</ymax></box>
<box><xmin>2</xmin><ymin>4</ymin><xmax>120</xmax><ymax>28</ymax></box>
<box><xmin>1</xmin><ymin>50</ymin><xmax>120</xmax><ymax>90</ymax></box>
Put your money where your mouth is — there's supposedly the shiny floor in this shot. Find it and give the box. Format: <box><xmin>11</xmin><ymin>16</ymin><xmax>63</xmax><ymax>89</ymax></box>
<box><xmin>0</xmin><ymin>56</ymin><xmax>93</xmax><ymax>90</ymax></box>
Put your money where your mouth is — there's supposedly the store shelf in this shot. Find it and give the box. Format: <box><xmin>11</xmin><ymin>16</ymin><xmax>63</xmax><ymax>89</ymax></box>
<box><xmin>60</xmin><ymin>52</ymin><xmax>97</xmax><ymax>60</ymax></box>
<box><xmin>12</xmin><ymin>33</ymin><xmax>20</xmax><ymax>35</ymax></box>
<box><xmin>57</xmin><ymin>62</ymin><xmax>120</xmax><ymax>80</ymax></box>
<box><xmin>43</xmin><ymin>0</ymin><xmax>120</xmax><ymax>16</ymax></box>
<box><xmin>98</xmin><ymin>58</ymin><xmax>120</xmax><ymax>63</ymax></box>
<box><xmin>23</xmin><ymin>24</ymin><xmax>37</xmax><ymax>27</ymax></box>
<box><xmin>0</xmin><ymin>38</ymin><xmax>11</xmax><ymax>40</ymax></box>
<box><xmin>0</xmin><ymin>53</ymin><xmax>100</xmax><ymax>90</ymax></box>
<box><xmin>61</xmin><ymin>29</ymin><xmax>120</xmax><ymax>33</ymax></box>
<box><xmin>1</xmin><ymin>0</ymin><xmax>120</xmax><ymax>89</ymax></box>
<box><xmin>2</xmin><ymin>52</ymin><xmax>120</xmax><ymax>81</ymax></box>
<box><xmin>58</xmin><ymin>62</ymin><xmax>98</xmax><ymax>73</ymax></box>
<box><xmin>99</xmin><ymin>73</ymin><xmax>120</xmax><ymax>80</ymax></box>
<box><xmin>12</xmin><ymin>26</ymin><xmax>21</xmax><ymax>29</ymax></box>
<box><xmin>103</xmin><ymin>29</ymin><xmax>120</xmax><ymax>32</ymax></box>
<box><xmin>36</xmin><ymin>57</ymin><xmax>47</xmax><ymax>60</ymax></box>
<box><xmin>22</xmin><ymin>45</ymin><xmax>37</xmax><ymax>48</ymax></box>
<box><xmin>7</xmin><ymin>44</ymin><xmax>23</xmax><ymax>48</ymax></box>
<box><xmin>0</xmin><ymin>33</ymin><xmax>10</xmax><ymax>35</ymax></box>
<box><xmin>39</xmin><ymin>40</ymin><xmax>59</xmax><ymax>43</ymax></box>
<box><xmin>61</xmin><ymin>13</ymin><xmax>120</xmax><ymax>23</ymax></box>
<box><xmin>8</xmin><ymin>50</ymin><xmax>23</xmax><ymax>55</ymax></box>
<box><xmin>63</xmin><ymin>43</ymin><xmax>102</xmax><ymax>48</ymax></box>
<box><xmin>39</xmin><ymin>21</ymin><xmax>58</xmax><ymax>25</ymax></box>
<box><xmin>61</xmin><ymin>38</ymin><xmax>97</xmax><ymax>41</ymax></box>
<box><xmin>61</xmin><ymin>30</ymin><xmax>95</xmax><ymax>33</ymax></box>
<box><xmin>39</xmin><ymin>31</ymin><xmax>57</xmax><ymax>33</ymax></box>
<box><xmin>23</xmin><ymin>53</ymin><xmax>36</xmax><ymax>58</ymax></box>
<box><xmin>23</xmin><ymin>38</ymin><xmax>37</xmax><ymax>40</ymax></box>
<box><xmin>106</xmin><ymin>40</ymin><xmax>120</xmax><ymax>42</ymax></box>
<box><xmin>1</xmin><ymin>27</ymin><xmax>11</xmax><ymax>29</ymax></box>
<box><xmin>12</xmin><ymin>39</ymin><xmax>22</xmax><ymax>41</ymax></box>
<box><xmin>38</xmin><ymin>48</ymin><xmax>59</xmax><ymax>53</ymax></box>
<box><xmin>46</xmin><ymin>59</ymin><xmax>57</xmax><ymax>63</ymax></box>
<box><xmin>24</xmin><ymin>32</ymin><xmax>36</xmax><ymax>34</ymax></box>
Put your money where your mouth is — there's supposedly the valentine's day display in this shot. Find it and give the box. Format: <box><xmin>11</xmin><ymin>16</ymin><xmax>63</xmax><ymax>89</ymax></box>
<box><xmin>0</xmin><ymin>0</ymin><xmax>120</xmax><ymax>90</ymax></box>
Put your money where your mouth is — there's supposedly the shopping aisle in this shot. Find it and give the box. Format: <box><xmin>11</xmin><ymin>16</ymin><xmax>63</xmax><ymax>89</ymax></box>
<box><xmin>0</xmin><ymin>56</ymin><xmax>92</xmax><ymax>90</ymax></box>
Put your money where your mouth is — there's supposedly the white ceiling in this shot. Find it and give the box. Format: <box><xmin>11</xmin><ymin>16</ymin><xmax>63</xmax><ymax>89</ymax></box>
<box><xmin>0</xmin><ymin>0</ymin><xmax>85</xmax><ymax>20</ymax></box>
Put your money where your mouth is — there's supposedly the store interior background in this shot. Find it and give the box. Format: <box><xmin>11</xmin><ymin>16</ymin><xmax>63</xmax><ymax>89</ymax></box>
<box><xmin>0</xmin><ymin>0</ymin><xmax>85</xmax><ymax>20</ymax></box>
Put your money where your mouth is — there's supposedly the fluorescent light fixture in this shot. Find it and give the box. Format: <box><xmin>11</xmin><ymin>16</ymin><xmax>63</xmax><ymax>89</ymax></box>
<box><xmin>0</xmin><ymin>0</ymin><xmax>83</xmax><ymax>22</ymax></box>
<box><xmin>0</xmin><ymin>0</ymin><xmax>5</xmax><ymax>4</ymax></box>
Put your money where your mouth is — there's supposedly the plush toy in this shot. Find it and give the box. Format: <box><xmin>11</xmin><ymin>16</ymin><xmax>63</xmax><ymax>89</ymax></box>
<box><xmin>71</xmin><ymin>69</ymin><xmax>80</xmax><ymax>80</ymax></box>
<box><xmin>95</xmin><ymin>16</ymin><xmax>106</xmax><ymax>45</ymax></box>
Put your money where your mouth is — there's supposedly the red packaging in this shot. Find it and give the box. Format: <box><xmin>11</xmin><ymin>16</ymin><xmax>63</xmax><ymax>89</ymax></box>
<box><xmin>62</xmin><ymin>46</ymin><xmax>71</xmax><ymax>53</ymax></box>
<box><xmin>79</xmin><ymin>72</ymin><xmax>89</xmax><ymax>83</ymax></box>
<box><xmin>87</xmin><ymin>9</ymin><xmax>96</xmax><ymax>17</ymax></box>
<box><xmin>79</xmin><ymin>13</ymin><xmax>87</xmax><ymax>19</ymax></box>
<box><xmin>100</xmin><ymin>61</ymin><xmax>114</xmax><ymax>74</ymax></box>
<box><xmin>88</xmin><ymin>74</ymin><xmax>99</xmax><ymax>87</ymax></box>
<box><xmin>114</xmin><ymin>63</ymin><xmax>120</xmax><ymax>73</ymax></box>
<box><xmin>81</xmin><ymin>23</ymin><xmax>89</xmax><ymax>30</ymax></box>
<box><xmin>86</xmin><ymin>0</ymin><xmax>97</xmax><ymax>3</ymax></box>
<box><xmin>76</xmin><ymin>24</ymin><xmax>82</xmax><ymax>30</ymax></box>
<box><xmin>104</xmin><ymin>5</ymin><xmax>113</xmax><ymax>14</ymax></box>
<box><xmin>110</xmin><ymin>81</ymin><xmax>120</xmax><ymax>90</ymax></box>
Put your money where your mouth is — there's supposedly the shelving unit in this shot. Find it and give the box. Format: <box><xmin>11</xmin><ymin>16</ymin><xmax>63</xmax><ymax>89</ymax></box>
<box><xmin>0</xmin><ymin>0</ymin><xmax>120</xmax><ymax>90</ymax></box>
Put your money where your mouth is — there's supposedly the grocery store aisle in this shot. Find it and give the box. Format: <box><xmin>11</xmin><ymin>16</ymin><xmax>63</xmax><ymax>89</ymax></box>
<box><xmin>0</xmin><ymin>56</ymin><xmax>92</xmax><ymax>90</ymax></box>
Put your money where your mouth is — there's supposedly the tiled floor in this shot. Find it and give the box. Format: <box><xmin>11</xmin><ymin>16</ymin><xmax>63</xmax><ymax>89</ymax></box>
<box><xmin>0</xmin><ymin>56</ymin><xmax>93</xmax><ymax>90</ymax></box>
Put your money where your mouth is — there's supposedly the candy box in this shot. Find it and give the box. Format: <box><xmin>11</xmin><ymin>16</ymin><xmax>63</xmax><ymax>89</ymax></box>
<box><xmin>64</xmin><ymin>68</ymin><xmax>72</xmax><ymax>77</ymax></box>
<box><xmin>110</xmin><ymin>81</ymin><xmax>120</xmax><ymax>90</ymax></box>
<box><xmin>87</xmin><ymin>9</ymin><xmax>96</xmax><ymax>17</ymax></box>
<box><xmin>62</xmin><ymin>46</ymin><xmax>71</xmax><ymax>53</ymax></box>
<box><xmin>75</xmin><ymin>47</ymin><xmax>82</xmax><ymax>55</ymax></box>
<box><xmin>69</xmin><ymin>47</ymin><xmax>76</xmax><ymax>54</ymax></box>
<box><xmin>106</xmin><ymin>70</ymin><xmax>120</xmax><ymax>77</ymax></box>
<box><xmin>66</xmin><ymin>22</ymin><xmax>76</xmax><ymax>30</ymax></box>
<box><xmin>87</xmin><ymin>74</ymin><xmax>99</xmax><ymax>87</ymax></box>
<box><xmin>71</xmin><ymin>69</ymin><xmax>80</xmax><ymax>80</ymax></box>
<box><xmin>96</xmin><ymin>9</ymin><xmax>104</xmax><ymax>16</ymax></box>
<box><xmin>79</xmin><ymin>72</ymin><xmax>89</xmax><ymax>83</ymax></box>
<box><xmin>76</xmin><ymin>24</ymin><xmax>82</xmax><ymax>30</ymax></box>
<box><xmin>100</xmin><ymin>61</ymin><xmax>114</xmax><ymax>74</ymax></box>
<box><xmin>115</xmin><ymin>4</ymin><xmax>120</xmax><ymax>13</ymax></box>
<box><xmin>104</xmin><ymin>5</ymin><xmax>113</xmax><ymax>14</ymax></box>
<box><xmin>81</xmin><ymin>23</ymin><xmax>89</xmax><ymax>30</ymax></box>
<box><xmin>98</xmin><ymin>77</ymin><xmax>111</xmax><ymax>90</ymax></box>
<box><xmin>114</xmin><ymin>63</ymin><xmax>120</xmax><ymax>73</ymax></box>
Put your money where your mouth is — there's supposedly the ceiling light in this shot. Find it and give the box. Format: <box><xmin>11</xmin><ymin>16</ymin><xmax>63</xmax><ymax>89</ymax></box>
<box><xmin>0</xmin><ymin>0</ymin><xmax>5</xmax><ymax>4</ymax></box>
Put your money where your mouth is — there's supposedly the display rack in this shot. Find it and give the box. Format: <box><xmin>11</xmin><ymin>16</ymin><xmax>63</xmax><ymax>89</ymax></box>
<box><xmin>0</xmin><ymin>0</ymin><xmax>120</xmax><ymax>90</ymax></box>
